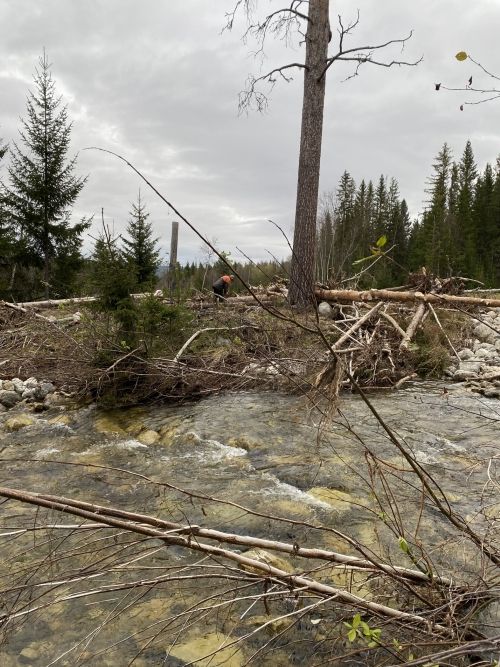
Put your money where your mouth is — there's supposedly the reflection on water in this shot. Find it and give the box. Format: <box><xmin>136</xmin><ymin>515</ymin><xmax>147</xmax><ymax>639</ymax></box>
<box><xmin>0</xmin><ymin>382</ymin><xmax>499</xmax><ymax>665</ymax></box>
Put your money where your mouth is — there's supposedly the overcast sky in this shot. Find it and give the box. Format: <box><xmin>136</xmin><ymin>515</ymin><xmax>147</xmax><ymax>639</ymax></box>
<box><xmin>1</xmin><ymin>0</ymin><xmax>499</xmax><ymax>265</ymax></box>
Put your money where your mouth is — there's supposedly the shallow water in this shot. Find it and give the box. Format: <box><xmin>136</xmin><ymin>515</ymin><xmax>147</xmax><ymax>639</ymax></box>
<box><xmin>0</xmin><ymin>382</ymin><xmax>499</xmax><ymax>665</ymax></box>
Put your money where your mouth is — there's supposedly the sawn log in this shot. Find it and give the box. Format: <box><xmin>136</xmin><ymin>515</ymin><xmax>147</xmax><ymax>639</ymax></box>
<box><xmin>314</xmin><ymin>288</ymin><xmax>500</xmax><ymax>309</ymax></box>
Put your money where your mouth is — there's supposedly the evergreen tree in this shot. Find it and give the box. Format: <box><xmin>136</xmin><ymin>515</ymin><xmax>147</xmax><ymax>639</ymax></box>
<box><xmin>386</xmin><ymin>194</ymin><xmax>410</xmax><ymax>284</ymax></box>
<box><xmin>456</xmin><ymin>140</ymin><xmax>478</xmax><ymax>275</ymax></box>
<box><xmin>0</xmin><ymin>138</ymin><xmax>14</xmax><ymax>292</ymax></box>
<box><xmin>473</xmin><ymin>163</ymin><xmax>496</xmax><ymax>283</ymax></box>
<box><xmin>372</xmin><ymin>175</ymin><xmax>388</xmax><ymax>242</ymax></box>
<box><xmin>122</xmin><ymin>191</ymin><xmax>161</xmax><ymax>289</ymax></box>
<box><xmin>493</xmin><ymin>160</ymin><xmax>500</xmax><ymax>285</ymax></box>
<box><xmin>91</xmin><ymin>223</ymin><xmax>137</xmax><ymax>346</ymax></box>
<box><xmin>421</xmin><ymin>143</ymin><xmax>453</xmax><ymax>275</ymax></box>
<box><xmin>4</xmin><ymin>52</ymin><xmax>88</xmax><ymax>298</ymax></box>
<box><xmin>316</xmin><ymin>209</ymin><xmax>334</xmax><ymax>283</ymax></box>
<box><xmin>332</xmin><ymin>170</ymin><xmax>356</xmax><ymax>277</ymax></box>
<box><xmin>353</xmin><ymin>179</ymin><xmax>371</xmax><ymax>257</ymax></box>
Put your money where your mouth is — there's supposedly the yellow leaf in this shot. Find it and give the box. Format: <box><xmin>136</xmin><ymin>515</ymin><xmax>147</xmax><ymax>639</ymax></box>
<box><xmin>455</xmin><ymin>51</ymin><xmax>468</xmax><ymax>61</ymax></box>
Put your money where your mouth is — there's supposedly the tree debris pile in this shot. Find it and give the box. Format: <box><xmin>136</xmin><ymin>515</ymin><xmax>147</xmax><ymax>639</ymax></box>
<box><xmin>1</xmin><ymin>279</ymin><xmax>498</xmax><ymax>407</ymax></box>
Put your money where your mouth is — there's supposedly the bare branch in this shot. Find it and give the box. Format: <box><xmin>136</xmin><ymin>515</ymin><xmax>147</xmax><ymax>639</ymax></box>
<box><xmin>322</xmin><ymin>30</ymin><xmax>421</xmax><ymax>79</ymax></box>
<box><xmin>238</xmin><ymin>63</ymin><xmax>307</xmax><ymax>112</ymax></box>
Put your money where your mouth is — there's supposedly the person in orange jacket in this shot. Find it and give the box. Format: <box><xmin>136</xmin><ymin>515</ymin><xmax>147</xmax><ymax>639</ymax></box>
<box><xmin>212</xmin><ymin>274</ymin><xmax>234</xmax><ymax>302</ymax></box>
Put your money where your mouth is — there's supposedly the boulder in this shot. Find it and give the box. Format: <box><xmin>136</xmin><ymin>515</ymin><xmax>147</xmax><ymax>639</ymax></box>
<box><xmin>318</xmin><ymin>301</ymin><xmax>333</xmax><ymax>319</ymax></box>
<box><xmin>0</xmin><ymin>390</ymin><xmax>22</xmax><ymax>408</ymax></box>
<box><xmin>453</xmin><ymin>370</ymin><xmax>479</xmax><ymax>381</ymax></box>
<box><xmin>21</xmin><ymin>388</ymin><xmax>37</xmax><ymax>400</ymax></box>
<box><xmin>11</xmin><ymin>378</ymin><xmax>25</xmax><ymax>394</ymax></box>
<box><xmin>35</xmin><ymin>382</ymin><xmax>56</xmax><ymax>400</ymax></box>
<box><xmin>137</xmin><ymin>429</ymin><xmax>160</xmax><ymax>445</ymax></box>
<box><xmin>457</xmin><ymin>348</ymin><xmax>474</xmax><ymax>360</ymax></box>
<box><xmin>481</xmin><ymin>388</ymin><xmax>500</xmax><ymax>399</ymax></box>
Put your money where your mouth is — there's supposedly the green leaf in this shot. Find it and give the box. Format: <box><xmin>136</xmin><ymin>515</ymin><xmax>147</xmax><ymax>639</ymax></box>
<box><xmin>352</xmin><ymin>614</ymin><xmax>361</xmax><ymax>629</ymax></box>
<box><xmin>347</xmin><ymin>628</ymin><xmax>357</xmax><ymax>642</ymax></box>
<box><xmin>368</xmin><ymin>641</ymin><xmax>378</xmax><ymax>648</ymax></box>
<box><xmin>398</xmin><ymin>536</ymin><xmax>409</xmax><ymax>554</ymax></box>
<box><xmin>455</xmin><ymin>51</ymin><xmax>468</xmax><ymax>61</ymax></box>
<box><xmin>361</xmin><ymin>621</ymin><xmax>371</xmax><ymax>635</ymax></box>
<box><xmin>376</xmin><ymin>234</ymin><xmax>387</xmax><ymax>248</ymax></box>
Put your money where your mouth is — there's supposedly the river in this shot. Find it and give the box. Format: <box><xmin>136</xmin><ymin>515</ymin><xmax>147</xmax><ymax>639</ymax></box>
<box><xmin>0</xmin><ymin>383</ymin><xmax>499</xmax><ymax>665</ymax></box>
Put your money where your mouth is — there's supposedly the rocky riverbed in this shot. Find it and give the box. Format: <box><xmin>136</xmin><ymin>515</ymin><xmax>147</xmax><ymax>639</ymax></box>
<box><xmin>448</xmin><ymin>307</ymin><xmax>500</xmax><ymax>398</ymax></box>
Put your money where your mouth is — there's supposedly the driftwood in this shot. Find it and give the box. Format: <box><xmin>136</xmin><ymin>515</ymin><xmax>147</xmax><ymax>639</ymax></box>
<box><xmin>315</xmin><ymin>287</ymin><xmax>500</xmax><ymax>308</ymax></box>
<box><xmin>9</xmin><ymin>286</ymin><xmax>500</xmax><ymax>313</ymax></box>
<box><xmin>0</xmin><ymin>485</ymin><xmax>452</xmax><ymax>633</ymax></box>
<box><xmin>400</xmin><ymin>303</ymin><xmax>427</xmax><ymax>350</ymax></box>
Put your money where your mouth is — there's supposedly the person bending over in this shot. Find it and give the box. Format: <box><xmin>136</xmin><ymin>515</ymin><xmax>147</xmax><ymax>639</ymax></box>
<box><xmin>212</xmin><ymin>274</ymin><xmax>234</xmax><ymax>302</ymax></box>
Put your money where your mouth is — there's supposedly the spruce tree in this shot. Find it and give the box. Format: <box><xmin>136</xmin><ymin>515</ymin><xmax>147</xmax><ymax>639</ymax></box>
<box><xmin>372</xmin><ymin>175</ymin><xmax>389</xmax><ymax>241</ymax></box>
<box><xmin>353</xmin><ymin>179</ymin><xmax>371</xmax><ymax>259</ymax></box>
<box><xmin>421</xmin><ymin>143</ymin><xmax>452</xmax><ymax>275</ymax></box>
<box><xmin>122</xmin><ymin>191</ymin><xmax>161</xmax><ymax>290</ymax></box>
<box><xmin>493</xmin><ymin>161</ymin><xmax>500</xmax><ymax>285</ymax></box>
<box><xmin>0</xmin><ymin>138</ymin><xmax>14</xmax><ymax>291</ymax></box>
<box><xmin>332</xmin><ymin>171</ymin><xmax>356</xmax><ymax>277</ymax></box>
<box><xmin>456</xmin><ymin>140</ymin><xmax>478</xmax><ymax>276</ymax></box>
<box><xmin>473</xmin><ymin>163</ymin><xmax>496</xmax><ymax>283</ymax></box>
<box><xmin>4</xmin><ymin>52</ymin><xmax>88</xmax><ymax>298</ymax></box>
<box><xmin>316</xmin><ymin>209</ymin><xmax>334</xmax><ymax>283</ymax></box>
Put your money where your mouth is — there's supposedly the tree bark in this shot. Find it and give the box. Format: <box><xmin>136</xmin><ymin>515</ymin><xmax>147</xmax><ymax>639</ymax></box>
<box><xmin>315</xmin><ymin>287</ymin><xmax>500</xmax><ymax>308</ymax></box>
<box><xmin>288</xmin><ymin>0</ymin><xmax>330</xmax><ymax>308</ymax></box>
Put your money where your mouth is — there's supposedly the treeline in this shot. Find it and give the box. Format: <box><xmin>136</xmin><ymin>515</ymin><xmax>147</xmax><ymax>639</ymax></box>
<box><xmin>318</xmin><ymin>141</ymin><xmax>500</xmax><ymax>287</ymax></box>
<box><xmin>1</xmin><ymin>53</ymin><xmax>500</xmax><ymax>304</ymax></box>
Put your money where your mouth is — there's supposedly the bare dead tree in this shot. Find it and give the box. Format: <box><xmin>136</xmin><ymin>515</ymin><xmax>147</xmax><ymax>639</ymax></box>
<box><xmin>226</xmin><ymin>1</ymin><xmax>420</xmax><ymax>308</ymax></box>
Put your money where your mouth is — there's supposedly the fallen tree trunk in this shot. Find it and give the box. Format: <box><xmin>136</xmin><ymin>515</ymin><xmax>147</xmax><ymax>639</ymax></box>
<box><xmin>0</xmin><ymin>485</ymin><xmax>452</xmax><ymax>633</ymax></box>
<box><xmin>400</xmin><ymin>303</ymin><xmax>427</xmax><ymax>350</ymax></box>
<box><xmin>315</xmin><ymin>288</ymin><xmax>500</xmax><ymax>308</ymax></box>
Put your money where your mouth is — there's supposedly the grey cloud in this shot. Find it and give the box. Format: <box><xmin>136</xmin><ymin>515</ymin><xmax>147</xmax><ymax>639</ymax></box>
<box><xmin>1</xmin><ymin>0</ymin><xmax>499</xmax><ymax>264</ymax></box>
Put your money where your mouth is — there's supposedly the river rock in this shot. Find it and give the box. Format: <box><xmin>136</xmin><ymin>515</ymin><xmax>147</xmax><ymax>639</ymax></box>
<box><xmin>481</xmin><ymin>388</ymin><xmax>500</xmax><ymax>399</ymax></box>
<box><xmin>4</xmin><ymin>414</ymin><xmax>36</xmax><ymax>431</ymax></box>
<box><xmin>21</xmin><ymin>388</ymin><xmax>37</xmax><ymax>400</ymax></box>
<box><xmin>137</xmin><ymin>429</ymin><xmax>160</xmax><ymax>445</ymax></box>
<box><xmin>457</xmin><ymin>348</ymin><xmax>474</xmax><ymax>360</ymax></box>
<box><xmin>453</xmin><ymin>369</ymin><xmax>479</xmax><ymax>381</ymax></box>
<box><xmin>0</xmin><ymin>390</ymin><xmax>22</xmax><ymax>408</ymax></box>
<box><xmin>35</xmin><ymin>382</ymin><xmax>56</xmax><ymax>400</ymax></box>
<box><xmin>11</xmin><ymin>378</ymin><xmax>26</xmax><ymax>394</ymax></box>
<box><xmin>474</xmin><ymin>323</ymin><xmax>496</xmax><ymax>343</ymax></box>
<box><xmin>318</xmin><ymin>301</ymin><xmax>333</xmax><ymax>319</ymax></box>
<box><xmin>2</xmin><ymin>381</ymin><xmax>15</xmax><ymax>392</ymax></box>
<box><xmin>24</xmin><ymin>377</ymin><xmax>39</xmax><ymax>389</ymax></box>
<box><xmin>472</xmin><ymin>599</ymin><xmax>500</xmax><ymax>662</ymax></box>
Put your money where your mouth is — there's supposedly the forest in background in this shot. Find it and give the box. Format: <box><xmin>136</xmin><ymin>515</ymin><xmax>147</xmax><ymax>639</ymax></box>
<box><xmin>1</xmin><ymin>55</ymin><xmax>500</xmax><ymax>304</ymax></box>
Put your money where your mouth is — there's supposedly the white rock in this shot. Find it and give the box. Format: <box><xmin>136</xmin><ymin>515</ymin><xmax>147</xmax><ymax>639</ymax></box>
<box><xmin>454</xmin><ymin>369</ymin><xmax>479</xmax><ymax>381</ymax></box>
<box><xmin>458</xmin><ymin>349</ymin><xmax>474</xmax><ymax>360</ymax></box>
<box><xmin>21</xmin><ymin>388</ymin><xmax>37</xmax><ymax>400</ymax></box>
<box><xmin>12</xmin><ymin>378</ymin><xmax>26</xmax><ymax>394</ymax></box>
<box><xmin>318</xmin><ymin>302</ymin><xmax>333</xmax><ymax>318</ymax></box>
<box><xmin>24</xmin><ymin>377</ymin><xmax>38</xmax><ymax>389</ymax></box>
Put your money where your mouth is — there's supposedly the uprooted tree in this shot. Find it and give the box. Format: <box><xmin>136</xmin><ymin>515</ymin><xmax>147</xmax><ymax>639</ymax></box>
<box><xmin>226</xmin><ymin>0</ymin><xmax>420</xmax><ymax>308</ymax></box>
